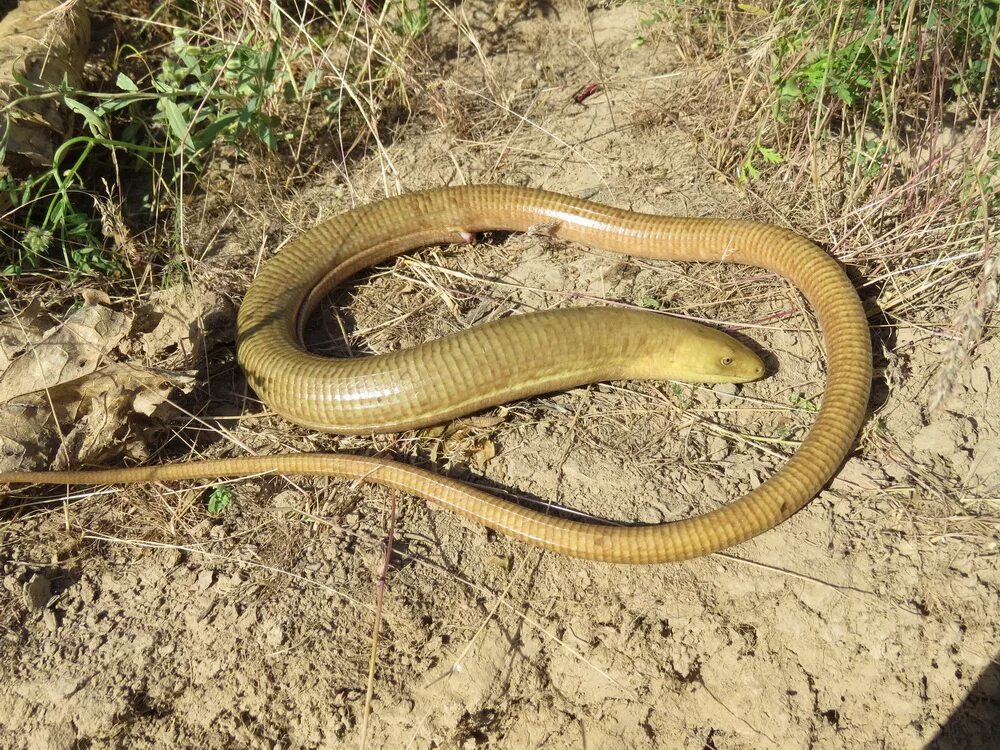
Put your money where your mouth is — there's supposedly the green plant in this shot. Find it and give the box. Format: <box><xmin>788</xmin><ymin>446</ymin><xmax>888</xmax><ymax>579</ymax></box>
<box><xmin>774</xmin><ymin>7</ymin><xmax>892</xmax><ymax>113</ymax></box>
<box><xmin>1</xmin><ymin>8</ymin><xmax>328</xmax><ymax>276</ymax></box>
<box><xmin>737</xmin><ymin>140</ymin><xmax>784</xmax><ymax>183</ymax></box>
<box><xmin>207</xmin><ymin>485</ymin><xmax>233</xmax><ymax>514</ymax></box>
<box><xmin>962</xmin><ymin>152</ymin><xmax>1000</xmax><ymax>219</ymax></box>
<box><xmin>640</xmin><ymin>0</ymin><xmax>999</xmax><ymax>184</ymax></box>
<box><xmin>789</xmin><ymin>391</ymin><xmax>819</xmax><ymax>412</ymax></box>
<box><xmin>772</xmin><ymin>1</ymin><xmax>1000</xmax><ymax>127</ymax></box>
<box><xmin>850</xmin><ymin>137</ymin><xmax>888</xmax><ymax>178</ymax></box>
<box><xmin>392</xmin><ymin>0</ymin><xmax>430</xmax><ymax>39</ymax></box>
<box><xmin>669</xmin><ymin>382</ymin><xmax>694</xmax><ymax>409</ymax></box>
<box><xmin>152</xmin><ymin>27</ymin><xmax>298</xmax><ymax>155</ymax></box>
<box><xmin>1</xmin><ymin>124</ymin><xmax>165</xmax><ymax>276</ymax></box>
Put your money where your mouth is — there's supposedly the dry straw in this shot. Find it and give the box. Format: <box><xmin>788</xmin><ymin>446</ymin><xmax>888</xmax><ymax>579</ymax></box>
<box><xmin>928</xmin><ymin>249</ymin><xmax>999</xmax><ymax>413</ymax></box>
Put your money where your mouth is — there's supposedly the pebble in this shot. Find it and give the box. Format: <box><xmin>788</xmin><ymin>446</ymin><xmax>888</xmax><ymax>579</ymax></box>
<box><xmin>484</xmin><ymin>555</ymin><xmax>513</xmax><ymax>573</ymax></box>
<box><xmin>331</xmin><ymin>562</ymin><xmax>349</xmax><ymax>582</ymax></box>
<box><xmin>831</xmin><ymin>498</ymin><xmax>852</xmax><ymax>517</ymax></box>
<box><xmin>912</xmin><ymin>420</ymin><xmax>961</xmax><ymax>457</ymax></box>
<box><xmin>24</xmin><ymin>573</ymin><xmax>51</xmax><ymax>609</ymax></box>
<box><xmin>196</xmin><ymin>570</ymin><xmax>215</xmax><ymax>591</ymax></box>
<box><xmin>706</xmin><ymin>436</ymin><xmax>729</xmax><ymax>459</ymax></box>
<box><xmin>133</xmin><ymin>632</ymin><xmax>155</xmax><ymax>654</ymax></box>
<box><xmin>976</xmin><ymin>569</ymin><xmax>1000</xmax><ymax>587</ymax></box>
<box><xmin>713</xmin><ymin>382</ymin><xmax>738</xmax><ymax>401</ymax></box>
<box><xmin>949</xmin><ymin>556</ymin><xmax>974</xmax><ymax>575</ymax></box>
<box><xmin>265</xmin><ymin>621</ymin><xmax>286</xmax><ymax>648</ymax></box>
<box><xmin>163</xmin><ymin>548</ymin><xmax>184</xmax><ymax>568</ymax></box>
<box><xmin>78</xmin><ymin>579</ymin><xmax>96</xmax><ymax>604</ymax></box>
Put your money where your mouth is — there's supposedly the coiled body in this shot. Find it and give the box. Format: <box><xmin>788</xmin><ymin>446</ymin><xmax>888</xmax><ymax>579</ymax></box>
<box><xmin>1</xmin><ymin>186</ymin><xmax>871</xmax><ymax>563</ymax></box>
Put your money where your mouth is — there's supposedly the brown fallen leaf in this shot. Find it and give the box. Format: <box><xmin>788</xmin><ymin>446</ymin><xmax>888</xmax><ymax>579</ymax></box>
<box><xmin>0</xmin><ymin>0</ymin><xmax>91</xmax><ymax>168</ymax></box>
<box><xmin>0</xmin><ymin>303</ymin><xmax>195</xmax><ymax>473</ymax></box>
<box><xmin>0</xmin><ymin>299</ymin><xmax>52</xmax><ymax>371</ymax></box>
<box><xmin>0</xmin><ymin>302</ymin><xmax>132</xmax><ymax>402</ymax></box>
<box><xmin>471</xmin><ymin>439</ymin><xmax>496</xmax><ymax>470</ymax></box>
<box><xmin>135</xmin><ymin>286</ymin><xmax>236</xmax><ymax>365</ymax></box>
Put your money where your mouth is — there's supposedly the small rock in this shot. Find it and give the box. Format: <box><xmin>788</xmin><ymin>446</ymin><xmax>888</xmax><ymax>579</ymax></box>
<box><xmin>24</xmin><ymin>573</ymin><xmax>51</xmax><ymax>609</ymax></box>
<box><xmin>912</xmin><ymin>420</ymin><xmax>961</xmax><ymax>457</ymax></box>
<box><xmin>706</xmin><ymin>436</ymin><xmax>728</xmax><ymax>459</ymax></box>
<box><xmin>196</xmin><ymin>570</ymin><xmax>215</xmax><ymax>591</ymax></box>
<box><xmin>975</xmin><ymin>568</ymin><xmax>1000</xmax><ymax>588</ymax></box>
<box><xmin>43</xmin><ymin>609</ymin><xmax>58</xmax><ymax>632</ymax></box>
<box><xmin>78</xmin><ymin>579</ymin><xmax>97</xmax><ymax>604</ymax></box>
<box><xmin>484</xmin><ymin>555</ymin><xmax>512</xmax><ymax>572</ymax></box>
<box><xmin>265</xmin><ymin>621</ymin><xmax>286</xmax><ymax>648</ymax></box>
<box><xmin>163</xmin><ymin>548</ymin><xmax>184</xmax><ymax>568</ymax></box>
<box><xmin>949</xmin><ymin>555</ymin><xmax>974</xmax><ymax>576</ymax></box>
<box><xmin>133</xmin><ymin>632</ymin><xmax>155</xmax><ymax>654</ymax></box>
<box><xmin>713</xmin><ymin>382</ymin><xmax>738</xmax><ymax>401</ymax></box>
<box><xmin>831</xmin><ymin>498</ymin><xmax>853</xmax><ymax>517</ymax></box>
<box><xmin>238</xmin><ymin>605</ymin><xmax>259</xmax><ymax>627</ymax></box>
<box><xmin>31</xmin><ymin>724</ymin><xmax>75</xmax><ymax>750</ymax></box>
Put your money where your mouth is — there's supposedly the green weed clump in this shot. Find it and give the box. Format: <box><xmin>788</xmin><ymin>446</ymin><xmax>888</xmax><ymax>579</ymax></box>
<box><xmin>771</xmin><ymin>1</ymin><xmax>998</xmax><ymax>128</ymax></box>
<box><xmin>644</xmin><ymin>0</ymin><xmax>999</xmax><ymax>184</ymax></box>
<box><xmin>1</xmin><ymin>1</ymin><xmax>427</xmax><ymax>279</ymax></box>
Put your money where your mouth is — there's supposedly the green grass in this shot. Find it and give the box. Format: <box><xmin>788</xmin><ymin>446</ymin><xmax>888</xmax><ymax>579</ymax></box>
<box><xmin>771</xmin><ymin>1</ymin><xmax>999</xmax><ymax>125</ymax></box>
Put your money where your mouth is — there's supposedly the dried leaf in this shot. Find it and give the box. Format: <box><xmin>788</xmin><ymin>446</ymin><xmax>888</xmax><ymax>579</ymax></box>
<box><xmin>0</xmin><ymin>304</ymin><xmax>132</xmax><ymax>401</ymax></box>
<box><xmin>0</xmin><ymin>0</ymin><xmax>91</xmax><ymax>166</ymax></box>
<box><xmin>471</xmin><ymin>439</ymin><xmax>496</xmax><ymax>470</ymax></box>
<box><xmin>0</xmin><ymin>299</ymin><xmax>51</xmax><ymax>371</ymax></box>
<box><xmin>137</xmin><ymin>286</ymin><xmax>235</xmax><ymax>365</ymax></box>
<box><xmin>0</xmin><ymin>303</ymin><xmax>195</xmax><ymax>473</ymax></box>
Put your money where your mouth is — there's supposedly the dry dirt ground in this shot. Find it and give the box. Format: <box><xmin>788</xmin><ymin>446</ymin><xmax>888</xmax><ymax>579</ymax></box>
<box><xmin>2</xmin><ymin>3</ymin><xmax>999</xmax><ymax>749</ymax></box>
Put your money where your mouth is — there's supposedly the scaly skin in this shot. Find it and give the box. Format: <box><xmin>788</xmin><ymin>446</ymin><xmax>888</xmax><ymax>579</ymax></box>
<box><xmin>0</xmin><ymin>185</ymin><xmax>871</xmax><ymax>563</ymax></box>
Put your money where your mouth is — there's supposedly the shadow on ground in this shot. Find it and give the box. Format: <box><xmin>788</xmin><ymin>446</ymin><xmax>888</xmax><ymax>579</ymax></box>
<box><xmin>928</xmin><ymin>657</ymin><xmax>1000</xmax><ymax>749</ymax></box>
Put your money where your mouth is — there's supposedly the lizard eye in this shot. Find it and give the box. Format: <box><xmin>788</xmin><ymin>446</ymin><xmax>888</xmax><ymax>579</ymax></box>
<box><xmin>720</xmin><ymin>356</ymin><xmax>735</xmax><ymax>367</ymax></box>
